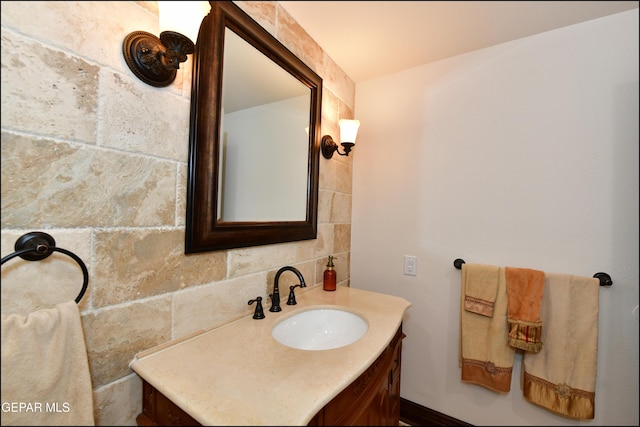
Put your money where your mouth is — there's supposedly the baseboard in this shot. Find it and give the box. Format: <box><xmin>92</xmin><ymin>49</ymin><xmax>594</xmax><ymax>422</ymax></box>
<box><xmin>400</xmin><ymin>398</ymin><xmax>473</xmax><ymax>426</ymax></box>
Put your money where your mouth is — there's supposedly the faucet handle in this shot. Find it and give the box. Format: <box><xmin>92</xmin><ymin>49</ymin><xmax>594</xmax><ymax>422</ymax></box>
<box><xmin>287</xmin><ymin>284</ymin><xmax>303</xmax><ymax>305</ymax></box>
<box><xmin>248</xmin><ymin>296</ymin><xmax>265</xmax><ymax>319</ymax></box>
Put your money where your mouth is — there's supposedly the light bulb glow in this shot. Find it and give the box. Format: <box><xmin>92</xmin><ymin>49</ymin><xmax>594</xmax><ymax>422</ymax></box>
<box><xmin>158</xmin><ymin>1</ymin><xmax>211</xmax><ymax>44</ymax></box>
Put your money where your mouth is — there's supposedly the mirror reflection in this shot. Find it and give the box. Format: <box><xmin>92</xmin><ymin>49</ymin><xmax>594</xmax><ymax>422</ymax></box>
<box><xmin>219</xmin><ymin>28</ymin><xmax>310</xmax><ymax>221</ymax></box>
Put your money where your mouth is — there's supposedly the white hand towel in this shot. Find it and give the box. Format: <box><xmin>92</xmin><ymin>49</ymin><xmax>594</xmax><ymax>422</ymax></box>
<box><xmin>1</xmin><ymin>300</ymin><xmax>95</xmax><ymax>426</ymax></box>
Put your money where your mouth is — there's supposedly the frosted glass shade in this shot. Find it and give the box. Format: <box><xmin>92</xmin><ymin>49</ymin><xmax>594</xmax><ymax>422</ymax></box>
<box><xmin>158</xmin><ymin>1</ymin><xmax>211</xmax><ymax>44</ymax></box>
<box><xmin>339</xmin><ymin>119</ymin><xmax>360</xmax><ymax>144</ymax></box>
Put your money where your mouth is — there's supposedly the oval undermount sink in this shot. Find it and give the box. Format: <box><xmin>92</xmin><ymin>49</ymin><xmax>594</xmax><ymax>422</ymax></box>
<box><xmin>272</xmin><ymin>308</ymin><xmax>368</xmax><ymax>350</ymax></box>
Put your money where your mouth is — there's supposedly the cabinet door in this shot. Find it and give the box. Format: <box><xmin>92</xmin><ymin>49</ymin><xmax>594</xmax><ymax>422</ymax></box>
<box><xmin>348</xmin><ymin>376</ymin><xmax>389</xmax><ymax>426</ymax></box>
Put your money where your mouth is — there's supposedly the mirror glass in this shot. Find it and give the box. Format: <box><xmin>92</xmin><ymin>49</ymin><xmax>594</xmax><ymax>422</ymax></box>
<box><xmin>185</xmin><ymin>1</ymin><xmax>322</xmax><ymax>253</ymax></box>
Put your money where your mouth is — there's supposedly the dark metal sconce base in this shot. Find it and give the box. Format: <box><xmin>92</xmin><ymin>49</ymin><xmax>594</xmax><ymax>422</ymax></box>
<box><xmin>123</xmin><ymin>31</ymin><xmax>178</xmax><ymax>87</ymax></box>
<box><xmin>321</xmin><ymin>135</ymin><xmax>354</xmax><ymax>159</ymax></box>
<box><xmin>321</xmin><ymin>135</ymin><xmax>339</xmax><ymax>159</ymax></box>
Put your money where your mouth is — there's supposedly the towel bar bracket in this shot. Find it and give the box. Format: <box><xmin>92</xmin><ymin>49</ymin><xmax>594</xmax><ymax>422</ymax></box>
<box><xmin>593</xmin><ymin>272</ymin><xmax>612</xmax><ymax>287</ymax></box>
<box><xmin>14</xmin><ymin>231</ymin><xmax>56</xmax><ymax>261</ymax></box>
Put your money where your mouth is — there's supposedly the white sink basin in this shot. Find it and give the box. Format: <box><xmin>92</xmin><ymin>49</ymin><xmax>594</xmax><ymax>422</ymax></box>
<box><xmin>272</xmin><ymin>308</ymin><xmax>368</xmax><ymax>350</ymax></box>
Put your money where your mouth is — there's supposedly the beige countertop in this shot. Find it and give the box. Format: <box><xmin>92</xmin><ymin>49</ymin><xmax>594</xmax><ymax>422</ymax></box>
<box><xmin>129</xmin><ymin>285</ymin><xmax>412</xmax><ymax>426</ymax></box>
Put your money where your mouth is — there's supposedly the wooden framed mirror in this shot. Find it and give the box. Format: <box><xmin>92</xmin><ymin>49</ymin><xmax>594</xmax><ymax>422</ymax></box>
<box><xmin>186</xmin><ymin>1</ymin><xmax>322</xmax><ymax>253</ymax></box>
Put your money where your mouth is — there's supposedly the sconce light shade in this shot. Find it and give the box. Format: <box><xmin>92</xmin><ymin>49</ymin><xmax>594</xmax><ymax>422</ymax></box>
<box><xmin>122</xmin><ymin>1</ymin><xmax>210</xmax><ymax>87</ymax></box>
<box><xmin>322</xmin><ymin>119</ymin><xmax>361</xmax><ymax>159</ymax></box>
<box><xmin>339</xmin><ymin>119</ymin><xmax>360</xmax><ymax>144</ymax></box>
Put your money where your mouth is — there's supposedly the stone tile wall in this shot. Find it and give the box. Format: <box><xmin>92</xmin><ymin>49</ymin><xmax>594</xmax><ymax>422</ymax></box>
<box><xmin>0</xmin><ymin>1</ymin><xmax>355</xmax><ymax>425</ymax></box>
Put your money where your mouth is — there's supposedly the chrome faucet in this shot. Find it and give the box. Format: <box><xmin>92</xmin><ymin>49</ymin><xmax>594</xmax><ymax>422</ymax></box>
<box><xmin>270</xmin><ymin>266</ymin><xmax>306</xmax><ymax>312</ymax></box>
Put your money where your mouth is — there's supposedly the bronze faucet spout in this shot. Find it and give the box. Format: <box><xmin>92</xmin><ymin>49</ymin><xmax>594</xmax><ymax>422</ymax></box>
<box><xmin>270</xmin><ymin>266</ymin><xmax>306</xmax><ymax>312</ymax></box>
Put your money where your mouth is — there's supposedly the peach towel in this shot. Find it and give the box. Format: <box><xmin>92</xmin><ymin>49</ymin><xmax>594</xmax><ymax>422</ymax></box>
<box><xmin>459</xmin><ymin>264</ymin><xmax>515</xmax><ymax>393</ymax></box>
<box><xmin>505</xmin><ymin>267</ymin><xmax>545</xmax><ymax>352</ymax></box>
<box><xmin>1</xmin><ymin>301</ymin><xmax>95</xmax><ymax>426</ymax></box>
<box><xmin>463</xmin><ymin>263</ymin><xmax>501</xmax><ymax>317</ymax></box>
<box><xmin>522</xmin><ymin>272</ymin><xmax>600</xmax><ymax>419</ymax></box>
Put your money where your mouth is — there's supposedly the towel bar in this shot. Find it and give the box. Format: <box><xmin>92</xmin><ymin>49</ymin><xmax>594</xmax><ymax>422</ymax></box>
<box><xmin>453</xmin><ymin>258</ymin><xmax>612</xmax><ymax>287</ymax></box>
<box><xmin>1</xmin><ymin>231</ymin><xmax>89</xmax><ymax>303</ymax></box>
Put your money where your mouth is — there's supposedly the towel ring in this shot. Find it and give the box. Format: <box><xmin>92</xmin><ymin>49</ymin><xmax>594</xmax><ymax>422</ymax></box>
<box><xmin>453</xmin><ymin>258</ymin><xmax>612</xmax><ymax>287</ymax></box>
<box><xmin>1</xmin><ymin>231</ymin><xmax>89</xmax><ymax>303</ymax></box>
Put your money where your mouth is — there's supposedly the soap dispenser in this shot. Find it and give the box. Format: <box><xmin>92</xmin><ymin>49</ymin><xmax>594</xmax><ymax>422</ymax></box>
<box><xmin>323</xmin><ymin>255</ymin><xmax>337</xmax><ymax>291</ymax></box>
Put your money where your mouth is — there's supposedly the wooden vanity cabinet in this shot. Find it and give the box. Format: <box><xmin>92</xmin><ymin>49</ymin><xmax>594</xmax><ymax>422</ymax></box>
<box><xmin>136</xmin><ymin>325</ymin><xmax>404</xmax><ymax>427</ymax></box>
<box><xmin>137</xmin><ymin>381</ymin><xmax>199</xmax><ymax>427</ymax></box>
<box><xmin>307</xmin><ymin>324</ymin><xmax>404</xmax><ymax>426</ymax></box>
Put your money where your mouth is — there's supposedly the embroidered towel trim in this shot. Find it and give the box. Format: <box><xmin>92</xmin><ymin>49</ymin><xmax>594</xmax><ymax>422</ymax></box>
<box><xmin>459</xmin><ymin>264</ymin><xmax>515</xmax><ymax>393</ymax></box>
<box><xmin>505</xmin><ymin>267</ymin><xmax>545</xmax><ymax>352</ymax></box>
<box><xmin>1</xmin><ymin>301</ymin><xmax>95</xmax><ymax>426</ymax></box>
<box><xmin>463</xmin><ymin>263</ymin><xmax>501</xmax><ymax>317</ymax></box>
<box><xmin>522</xmin><ymin>272</ymin><xmax>599</xmax><ymax>419</ymax></box>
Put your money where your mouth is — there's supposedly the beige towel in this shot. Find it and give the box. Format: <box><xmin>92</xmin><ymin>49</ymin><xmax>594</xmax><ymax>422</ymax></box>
<box><xmin>505</xmin><ymin>267</ymin><xmax>545</xmax><ymax>352</ymax></box>
<box><xmin>1</xmin><ymin>301</ymin><xmax>95</xmax><ymax>426</ymax></box>
<box><xmin>522</xmin><ymin>273</ymin><xmax>600</xmax><ymax>419</ymax></box>
<box><xmin>463</xmin><ymin>263</ymin><xmax>501</xmax><ymax>317</ymax></box>
<box><xmin>459</xmin><ymin>264</ymin><xmax>515</xmax><ymax>393</ymax></box>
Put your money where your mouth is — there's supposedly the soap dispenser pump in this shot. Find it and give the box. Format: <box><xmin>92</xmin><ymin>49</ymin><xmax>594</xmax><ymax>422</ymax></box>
<box><xmin>323</xmin><ymin>255</ymin><xmax>337</xmax><ymax>291</ymax></box>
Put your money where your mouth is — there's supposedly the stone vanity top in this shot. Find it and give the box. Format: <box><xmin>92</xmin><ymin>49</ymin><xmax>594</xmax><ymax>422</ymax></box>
<box><xmin>129</xmin><ymin>285</ymin><xmax>412</xmax><ymax>426</ymax></box>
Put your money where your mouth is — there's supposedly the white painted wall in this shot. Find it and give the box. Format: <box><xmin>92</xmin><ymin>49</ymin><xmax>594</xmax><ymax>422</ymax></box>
<box><xmin>351</xmin><ymin>10</ymin><xmax>638</xmax><ymax>426</ymax></box>
<box><xmin>221</xmin><ymin>96</ymin><xmax>310</xmax><ymax>221</ymax></box>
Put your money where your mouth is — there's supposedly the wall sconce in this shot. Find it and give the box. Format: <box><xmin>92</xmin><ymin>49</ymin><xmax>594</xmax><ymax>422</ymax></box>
<box><xmin>122</xmin><ymin>1</ymin><xmax>210</xmax><ymax>87</ymax></box>
<box><xmin>321</xmin><ymin>119</ymin><xmax>361</xmax><ymax>159</ymax></box>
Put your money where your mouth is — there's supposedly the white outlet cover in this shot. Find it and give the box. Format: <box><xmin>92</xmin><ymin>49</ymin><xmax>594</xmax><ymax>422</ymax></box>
<box><xmin>403</xmin><ymin>255</ymin><xmax>417</xmax><ymax>276</ymax></box>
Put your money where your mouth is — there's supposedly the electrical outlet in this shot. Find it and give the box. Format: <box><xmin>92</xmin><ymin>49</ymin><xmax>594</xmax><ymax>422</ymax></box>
<box><xmin>403</xmin><ymin>255</ymin><xmax>417</xmax><ymax>276</ymax></box>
